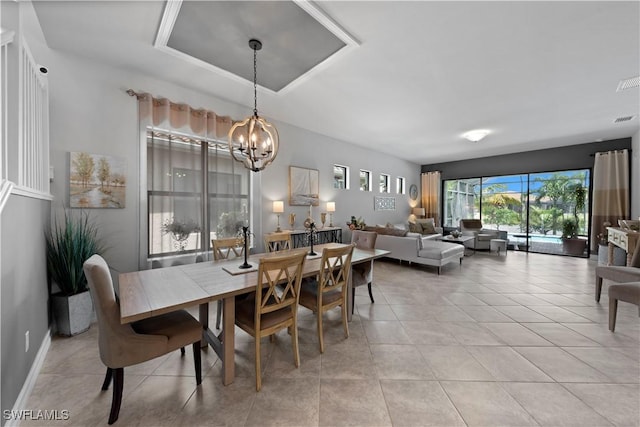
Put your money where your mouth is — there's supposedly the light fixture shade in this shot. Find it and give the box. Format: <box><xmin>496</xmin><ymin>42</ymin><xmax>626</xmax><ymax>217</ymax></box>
<box><xmin>326</xmin><ymin>202</ymin><xmax>336</xmax><ymax>212</ymax></box>
<box><xmin>462</xmin><ymin>129</ymin><xmax>490</xmax><ymax>142</ymax></box>
<box><xmin>412</xmin><ymin>207</ymin><xmax>426</xmax><ymax>217</ymax></box>
<box><xmin>273</xmin><ymin>200</ymin><xmax>284</xmax><ymax>213</ymax></box>
<box><xmin>229</xmin><ymin>115</ymin><xmax>279</xmax><ymax>172</ymax></box>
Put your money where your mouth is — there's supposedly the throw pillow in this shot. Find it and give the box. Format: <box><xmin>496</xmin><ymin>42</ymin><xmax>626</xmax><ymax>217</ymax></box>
<box><xmin>375</xmin><ymin>226</ymin><xmax>408</xmax><ymax>237</ymax></box>
<box><xmin>421</xmin><ymin>221</ymin><xmax>436</xmax><ymax>234</ymax></box>
<box><xmin>408</xmin><ymin>222</ymin><xmax>422</xmax><ymax>233</ymax></box>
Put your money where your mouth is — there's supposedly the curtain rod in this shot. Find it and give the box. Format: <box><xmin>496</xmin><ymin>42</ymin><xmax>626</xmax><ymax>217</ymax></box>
<box><xmin>589</xmin><ymin>149</ymin><xmax>632</xmax><ymax>157</ymax></box>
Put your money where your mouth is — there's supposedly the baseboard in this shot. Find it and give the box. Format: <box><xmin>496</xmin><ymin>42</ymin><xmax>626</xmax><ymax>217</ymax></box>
<box><xmin>5</xmin><ymin>329</ymin><xmax>52</xmax><ymax>427</ymax></box>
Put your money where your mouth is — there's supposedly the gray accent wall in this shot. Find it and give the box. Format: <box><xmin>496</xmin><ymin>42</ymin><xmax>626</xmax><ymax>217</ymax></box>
<box><xmin>1</xmin><ymin>195</ymin><xmax>51</xmax><ymax>420</ymax></box>
<box><xmin>421</xmin><ymin>138</ymin><xmax>632</xmax><ymax>180</ymax></box>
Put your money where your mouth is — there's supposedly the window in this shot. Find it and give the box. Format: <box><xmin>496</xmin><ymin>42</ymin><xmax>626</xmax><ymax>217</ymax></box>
<box><xmin>397</xmin><ymin>177</ymin><xmax>405</xmax><ymax>194</ymax></box>
<box><xmin>147</xmin><ymin>131</ymin><xmax>250</xmax><ymax>258</ymax></box>
<box><xmin>359</xmin><ymin>170</ymin><xmax>371</xmax><ymax>191</ymax></box>
<box><xmin>379</xmin><ymin>174</ymin><xmax>390</xmax><ymax>193</ymax></box>
<box><xmin>444</xmin><ymin>169</ymin><xmax>591</xmax><ymax>257</ymax></box>
<box><xmin>333</xmin><ymin>164</ymin><xmax>349</xmax><ymax>189</ymax></box>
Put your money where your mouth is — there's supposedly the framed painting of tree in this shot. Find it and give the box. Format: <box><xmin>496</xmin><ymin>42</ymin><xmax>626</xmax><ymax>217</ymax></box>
<box><xmin>69</xmin><ymin>152</ymin><xmax>127</xmax><ymax>208</ymax></box>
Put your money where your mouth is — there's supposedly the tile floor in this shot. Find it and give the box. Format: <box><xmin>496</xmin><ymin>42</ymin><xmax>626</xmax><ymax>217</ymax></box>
<box><xmin>22</xmin><ymin>251</ymin><xmax>640</xmax><ymax>426</ymax></box>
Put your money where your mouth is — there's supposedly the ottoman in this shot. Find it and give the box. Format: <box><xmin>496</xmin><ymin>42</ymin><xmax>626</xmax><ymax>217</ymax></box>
<box><xmin>490</xmin><ymin>239</ymin><xmax>508</xmax><ymax>256</ymax></box>
<box><xmin>417</xmin><ymin>241</ymin><xmax>466</xmax><ymax>274</ymax></box>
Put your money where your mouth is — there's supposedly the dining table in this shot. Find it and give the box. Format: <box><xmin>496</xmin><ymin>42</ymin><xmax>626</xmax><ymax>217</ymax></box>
<box><xmin>118</xmin><ymin>242</ymin><xmax>390</xmax><ymax>386</ymax></box>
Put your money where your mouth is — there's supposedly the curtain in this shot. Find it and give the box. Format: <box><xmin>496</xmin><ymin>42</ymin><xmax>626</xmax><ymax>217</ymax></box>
<box><xmin>421</xmin><ymin>171</ymin><xmax>441</xmax><ymax>224</ymax></box>
<box><xmin>590</xmin><ymin>149</ymin><xmax>629</xmax><ymax>252</ymax></box>
<box><xmin>129</xmin><ymin>91</ymin><xmax>248</xmax><ymax>268</ymax></box>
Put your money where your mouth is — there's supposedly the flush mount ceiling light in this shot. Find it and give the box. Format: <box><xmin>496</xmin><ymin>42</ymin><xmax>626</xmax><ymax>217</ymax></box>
<box><xmin>228</xmin><ymin>39</ymin><xmax>279</xmax><ymax>172</ymax></box>
<box><xmin>462</xmin><ymin>129</ymin><xmax>490</xmax><ymax>142</ymax></box>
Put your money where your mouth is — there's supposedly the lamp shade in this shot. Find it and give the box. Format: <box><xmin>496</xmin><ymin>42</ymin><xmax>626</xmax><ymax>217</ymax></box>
<box><xmin>412</xmin><ymin>207</ymin><xmax>425</xmax><ymax>217</ymax></box>
<box><xmin>326</xmin><ymin>202</ymin><xmax>335</xmax><ymax>213</ymax></box>
<box><xmin>273</xmin><ymin>200</ymin><xmax>284</xmax><ymax>213</ymax></box>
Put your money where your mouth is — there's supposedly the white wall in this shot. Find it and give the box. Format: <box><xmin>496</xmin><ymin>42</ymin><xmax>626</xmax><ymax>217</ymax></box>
<box><xmin>41</xmin><ymin>49</ymin><xmax>420</xmax><ymax>273</ymax></box>
<box><xmin>632</xmin><ymin>128</ymin><xmax>639</xmax><ymax>219</ymax></box>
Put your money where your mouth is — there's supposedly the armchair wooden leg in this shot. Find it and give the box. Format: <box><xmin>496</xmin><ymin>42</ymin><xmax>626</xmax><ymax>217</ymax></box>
<box><xmin>367</xmin><ymin>283</ymin><xmax>375</xmax><ymax>303</ymax></box>
<box><xmin>101</xmin><ymin>367</ymin><xmax>113</xmax><ymax>391</ymax></box>
<box><xmin>351</xmin><ymin>288</ymin><xmax>356</xmax><ymax>315</ymax></box>
<box><xmin>192</xmin><ymin>342</ymin><xmax>202</xmax><ymax>385</ymax></box>
<box><xmin>108</xmin><ymin>368</ymin><xmax>124</xmax><ymax>425</ymax></box>
<box><xmin>180</xmin><ymin>347</ymin><xmax>185</xmax><ymax>356</ymax></box>
<box><xmin>595</xmin><ymin>277</ymin><xmax>603</xmax><ymax>302</ymax></box>
<box><xmin>609</xmin><ymin>298</ymin><xmax>618</xmax><ymax>332</ymax></box>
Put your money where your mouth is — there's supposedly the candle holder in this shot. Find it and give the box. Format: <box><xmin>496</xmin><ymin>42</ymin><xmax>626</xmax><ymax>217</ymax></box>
<box><xmin>306</xmin><ymin>222</ymin><xmax>317</xmax><ymax>256</ymax></box>
<box><xmin>238</xmin><ymin>226</ymin><xmax>252</xmax><ymax>269</ymax></box>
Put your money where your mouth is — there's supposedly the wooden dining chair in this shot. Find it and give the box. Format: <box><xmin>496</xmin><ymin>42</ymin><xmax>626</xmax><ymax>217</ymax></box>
<box><xmin>211</xmin><ymin>237</ymin><xmax>245</xmax><ymax>329</ymax></box>
<box><xmin>299</xmin><ymin>244</ymin><xmax>354</xmax><ymax>353</ymax></box>
<box><xmin>264</xmin><ymin>232</ymin><xmax>293</xmax><ymax>252</ymax></box>
<box><xmin>83</xmin><ymin>255</ymin><xmax>202</xmax><ymax>424</ymax></box>
<box><xmin>350</xmin><ymin>230</ymin><xmax>377</xmax><ymax>313</ymax></box>
<box><xmin>234</xmin><ymin>250</ymin><xmax>307</xmax><ymax>391</ymax></box>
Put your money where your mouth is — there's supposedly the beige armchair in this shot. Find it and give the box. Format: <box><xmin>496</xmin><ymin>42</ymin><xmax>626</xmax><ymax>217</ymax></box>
<box><xmin>84</xmin><ymin>255</ymin><xmax>202</xmax><ymax>424</ymax></box>
<box><xmin>595</xmin><ymin>238</ymin><xmax>640</xmax><ymax>302</ymax></box>
<box><xmin>350</xmin><ymin>230</ymin><xmax>377</xmax><ymax>313</ymax></box>
<box><xmin>459</xmin><ymin>219</ymin><xmax>500</xmax><ymax>250</ymax></box>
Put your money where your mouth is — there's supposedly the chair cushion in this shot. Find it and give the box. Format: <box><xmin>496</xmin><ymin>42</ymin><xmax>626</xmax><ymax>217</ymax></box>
<box><xmin>608</xmin><ymin>282</ymin><xmax>640</xmax><ymax>305</ymax></box>
<box><xmin>596</xmin><ymin>266</ymin><xmax>640</xmax><ymax>283</ymax></box>
<box><xmin>235</xmin><ymin>294</ymin><xmax>293</xmax><ymax>331</ymax></box>
<box><xmin>299</xmin><ymin>280</ymin><xmax>342</xmax><ymax>307</ymax></box>
<box><xmin>132</xmin><ymin>310</ymin><xmax>201</xmax><ymax>350</ymax></box>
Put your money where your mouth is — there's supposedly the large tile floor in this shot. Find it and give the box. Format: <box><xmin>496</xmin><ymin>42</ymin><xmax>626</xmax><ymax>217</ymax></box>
<box><xmin>23</xmin><ymin>251</ymin><xmax>639</xmax><ymax>426</ymax></box>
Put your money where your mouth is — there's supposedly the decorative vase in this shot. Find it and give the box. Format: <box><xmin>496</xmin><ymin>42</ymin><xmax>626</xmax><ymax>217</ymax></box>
<box><xmin>289</xmin><ymin>213</ymin><xmax>296</xmax><ymax>230</ymax></box>
<box><xmin>320</xmin><ymin>212</ymin><xmax>327</xmax><ymax>228</ymax></box>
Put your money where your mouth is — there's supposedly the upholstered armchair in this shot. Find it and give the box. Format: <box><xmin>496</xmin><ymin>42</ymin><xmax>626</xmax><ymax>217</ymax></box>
<box><xmin>595</xmin><ymin>238</ymin><xmax>640</xmax><ymax>302</ymax></box>
<box><xmin>459</xmin><ymin>219</ymin><xmax>500</xmax><ymax>250</ymax></box>
<box><xmin>350</xmin><ymin>230</ymin><xmax>377</xmax><ymax>313</ymax></box>
<box><xmin>84</xmin><ymin>255</ymin><xmax>202</xmax><ymax>424</ymax></box>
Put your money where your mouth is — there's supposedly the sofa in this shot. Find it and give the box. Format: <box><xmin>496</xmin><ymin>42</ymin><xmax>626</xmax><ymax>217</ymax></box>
<box><xmin>365</xmin><ymin>221</ymin><xmax>464</xmax><ymax>274</ymax></box>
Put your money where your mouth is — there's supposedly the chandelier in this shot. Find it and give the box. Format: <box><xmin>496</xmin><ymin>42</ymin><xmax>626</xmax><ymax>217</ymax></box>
<box><xmin>228</xmin><ymin>39</ymin><xmax>279</xmax><ymax>172</ymax></box>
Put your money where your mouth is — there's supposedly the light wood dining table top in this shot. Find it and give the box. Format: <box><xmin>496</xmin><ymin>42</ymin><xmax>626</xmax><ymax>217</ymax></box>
<box><xmin>118</xmin><ymin>243</ymin><xmax>390</xmax><ymax>325</ymax></box>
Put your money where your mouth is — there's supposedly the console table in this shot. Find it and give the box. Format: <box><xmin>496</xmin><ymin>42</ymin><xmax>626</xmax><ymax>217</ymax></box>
<box><xmin>607</xmin><ymin>227</ymin><xmax>639</xmax><ymax>266</ymax></box>
<box><xmin>273</xmin><ymin>227</ymin><xmax>343</xmax><ymax>248</ymax></box>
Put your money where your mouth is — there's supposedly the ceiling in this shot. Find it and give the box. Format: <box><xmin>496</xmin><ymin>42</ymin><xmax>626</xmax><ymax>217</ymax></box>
<box><xmin>32</xmin><ymin>0</ymin><xmax>640</xmax><ymax>165</ymax></box>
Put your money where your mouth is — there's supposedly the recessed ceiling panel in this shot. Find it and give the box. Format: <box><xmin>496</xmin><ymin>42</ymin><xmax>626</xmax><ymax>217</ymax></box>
<box><xmin>165</xmin><ymin>1</ymin><xmax>346</xmax><ymax>92</ymax></box>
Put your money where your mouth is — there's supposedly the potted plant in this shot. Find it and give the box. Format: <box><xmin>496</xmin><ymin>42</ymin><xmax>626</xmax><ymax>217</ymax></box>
<box><xmin>45</xmin><ymin>210</ymin><xmax>106</xmax><ymax>336</ymax></box>
<box><xmin>561</xmin><ymin>184</ymin><xmax>587</xmax><ymax>256</ymax></box>
<box><xmin>162</xmin><ymin>217</ymin><xmax>201</xmax><ymax>251</ymax></box>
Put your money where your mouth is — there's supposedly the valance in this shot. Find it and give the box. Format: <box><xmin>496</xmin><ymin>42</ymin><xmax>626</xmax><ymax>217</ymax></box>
<box><xmin>127</xmin><ymin>90</ymin><xmax>233</xmax><ymax>140</ymax></box>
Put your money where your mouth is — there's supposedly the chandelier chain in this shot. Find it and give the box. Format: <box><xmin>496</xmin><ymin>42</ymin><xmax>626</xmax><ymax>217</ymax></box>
<box><xmin>253</xmin><ymin>46</ymin><xmax>258</xmax><ymax>116</ymax></box>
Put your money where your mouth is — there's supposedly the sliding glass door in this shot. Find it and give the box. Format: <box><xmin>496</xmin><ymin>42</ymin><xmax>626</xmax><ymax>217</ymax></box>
<box><xmin>443</xmin><ymin>169</ymin><xmax>590</xmax><ymax>257</ymax></box>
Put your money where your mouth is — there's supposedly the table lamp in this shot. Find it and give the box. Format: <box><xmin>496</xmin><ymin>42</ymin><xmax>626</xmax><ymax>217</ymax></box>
<box><xmin>412</xmin><ymin>207</ymin><xmax>425</xmax><ymax>219</ymax></box>
<box><xmin>273</xmin><ymin>200</ymin><xmax>284</xmax><ymax>232</ymax></box>
<box><xmin>326</xmin><ymin>202</ymin><xmax>335</xmax><ymax>227</ymax></box>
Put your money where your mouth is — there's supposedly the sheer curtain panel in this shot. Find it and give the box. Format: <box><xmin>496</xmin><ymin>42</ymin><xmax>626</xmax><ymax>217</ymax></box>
<box><xmin>591</xmin><ymin>149</ymin><xmax>630</xmax><ymax>252</ymax></box>
<box><xmin>421</xmin><ymin>171</ymin><xmax>441</xmax><ymax>224</ymax></box>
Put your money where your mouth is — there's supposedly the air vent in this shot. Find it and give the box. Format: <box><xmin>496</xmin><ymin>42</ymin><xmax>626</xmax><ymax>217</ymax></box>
<box><xmin>614</xmin><ymin>115</ymin><xmax>636</xmax><ymax>123</ymax></box>
<box><xmin>616</xmin><ymin>76</ymin><xmax>640</xmax><ymax>92</ymax></box>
